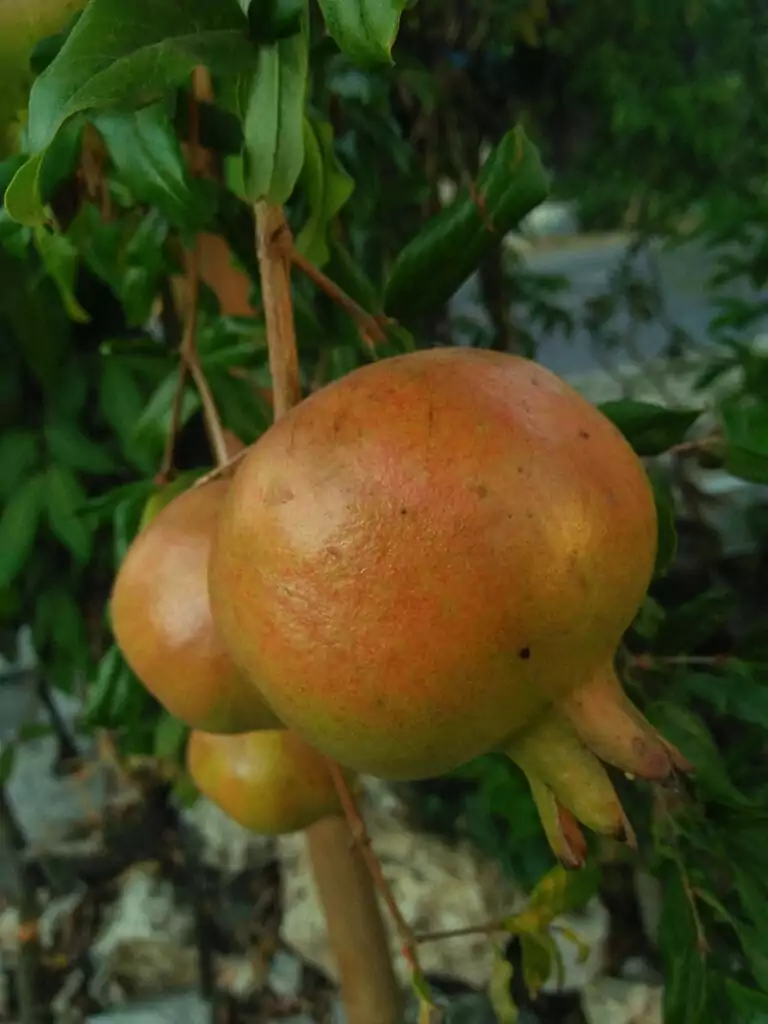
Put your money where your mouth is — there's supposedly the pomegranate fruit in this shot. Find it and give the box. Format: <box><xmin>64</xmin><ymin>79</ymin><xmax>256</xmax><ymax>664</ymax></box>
<box><xmin>111</xmin><ymin>480</ymin><xmax>280</xmax><ymax>735</ymax></box>
<box><xmin>208</xmin><ymin>347</ymin><xmax>690</xmax><ymax>864</ymax></box>
<box><xmin>187</xmin><ymin>728</ymin><xmax>343</xmax><ymax>834</ymax></box>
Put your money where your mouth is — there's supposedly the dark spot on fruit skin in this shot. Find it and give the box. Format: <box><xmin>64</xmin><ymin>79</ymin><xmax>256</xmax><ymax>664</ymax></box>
<box><xmin>579</xmin><ymin>430</ymin><xmax>591</xmax><ymax>440</ymax></box>
<box><xmin>474</xmin><ymin>484</ymin><xmax>489</xmax><ymax>499</ymax></box>
<box><xmin>518</xmin><ymin>647</ymin><xmax>531</xmax><ymax>660</ymax></box>
<box><xmin>400</xmin><ymin>507</ymin><xmax>408</xmax><ymax>515</ymax></box>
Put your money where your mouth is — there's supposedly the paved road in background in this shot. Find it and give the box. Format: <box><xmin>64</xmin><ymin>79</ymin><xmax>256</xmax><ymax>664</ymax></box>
<box><xmin>454</xmin><ymin>236</ymin><xmax>768</xmax><ymax>380</ymax></box>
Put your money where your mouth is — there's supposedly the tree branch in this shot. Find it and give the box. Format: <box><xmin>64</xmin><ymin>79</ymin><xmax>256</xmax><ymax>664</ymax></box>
<box><xmin>291</xmin><ymin>246</ymin><xmax>390</xmax><ymax>348</ymax></box>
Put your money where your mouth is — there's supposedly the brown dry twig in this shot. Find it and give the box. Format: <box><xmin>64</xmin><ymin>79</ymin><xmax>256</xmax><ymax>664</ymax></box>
<box><xmin>289</xmin><ymin>241</ymin><xmax>391</xmax><ymax>349</ymax></box>
<box><xmin>327</xmin><ymin>763</ymin><xmax>423</xmax><ymax>973</ymax></box>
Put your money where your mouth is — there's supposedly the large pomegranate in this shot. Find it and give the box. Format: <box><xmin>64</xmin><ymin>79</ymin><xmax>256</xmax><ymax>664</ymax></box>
<box><xmin>187</xmin><ymin>728</ymin><xmax>342</xmax><ymax>834</ymax></box>
<box><xmin>111</xmin><ymin>481</ymin><xmax>280</xmax><ymax>735</ymax></box>
<box><xmin>209</xmin><ymin>348</ymin><xmax>690</xmax><ymax>863</ymax></box>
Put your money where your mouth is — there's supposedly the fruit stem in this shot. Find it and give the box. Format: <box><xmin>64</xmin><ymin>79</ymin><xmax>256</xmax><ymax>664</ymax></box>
<box><xmin>254</xmin><ymin>203</ymin><xmax>302</xmax><ymax>418</ymax></box>
<box><xmin>255</xmin><ymin>203</ymin><xmax>402</xmax><ymax>1021</ymax></box>
<box><xmin>306</xmin><ymin>816</ymin><xmax>403</xmax><ymax>1023</ymax></box>
<box><xmin>328</xmin><ymin>762</ymin><xmax>422</xmax><ymax>972</ymax></box>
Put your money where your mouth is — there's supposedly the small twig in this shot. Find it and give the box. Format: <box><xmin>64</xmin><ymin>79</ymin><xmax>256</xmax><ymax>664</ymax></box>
<box><xmin>630</xmin><ymin>653</ymin><xmax>740</xmax><ymax>670</ymax></box>
<box><xmin>290</xmin><ymin>246</ymin><xmax>390</xmax><ymax>348</ymax></box>
<box><xmin>327</xmin><ymin>763</ymin><xmax>422</xmax><ymax>973</ymax></box>
<box><xmin>415</xmin><ymin>918</ymin><xmax>511</xmax><ymax>945</ymax></box>
<box><xmin>157</xmin><ymin>359</ymin><xmax>189</xmax><ymax>484</ymax></box>
<box><xmin>192</xmin><ymin>448</ymin><xmax>249</xmax><ymax>490</ymax></box>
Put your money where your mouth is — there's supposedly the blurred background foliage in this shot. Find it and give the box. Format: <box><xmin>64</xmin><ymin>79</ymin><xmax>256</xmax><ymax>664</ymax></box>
<box><xmin>2</xmin><ymin>0</ymin><xmax>768</xmax><ymax>1020</ymax></box>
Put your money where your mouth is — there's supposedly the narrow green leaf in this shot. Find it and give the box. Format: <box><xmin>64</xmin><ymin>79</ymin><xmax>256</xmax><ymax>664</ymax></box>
<box><xmin>45</xmin><ymin>463</ymin><xmax>93</xmax><ymax>562</ymax></box>
<box><xmin>680</xmin><ymin>668</ymin><xmax>768</xmax><ymax>730</ymax></box>
<box><xmin>242</xmin><ymin>26</ymin><xmax>309</xmax><ymax>204</ymax></box>
<box><xmin>99</xmin><ymin>357</ymin><xmax>155</xmax><ymax>472</ymax></box>
<box><xmin>658</xmin><ymin>866</ymin><xmax>710</xmax><ymax>1024</ymax></box>
<box><xmin>45</xmin><ymin>418</ymin><xmax>118</xmax><ymax>475</ymax></box>
<box><xmin>317</xmin><ymin>0</ymin><xmax>407</xmax><ymax>66</ymax></box>
<box><xmin>95</xmin><ymin>103</ymin><xmax>215</xmax><ymax>228</ymax></box>
<box><xmin>5</xmin><ymin>0</ymin><xmax>257</xmax><ymax>225</ymax></box>
<box><xmin>725</xmin><ymin>980</ymin><xmax>768</xmax><ymax>1018</ymax></box>
<box><xmin>134</xmin><ymin>372</ymin><xmax>201</xmax><ymax>452</ymax></box>
<box><xmin>296</xmin><ymin>117</ymin><xmax>354</xmax><ymax>267</ymax></box>
<box><xmin>384</xmin><ymin>126</ymin><xmax>549</xmax><ymax>321</ymax></box>
<box><xmin>0</xmin><ymin>472</ymin><xmax>47</xmax><ymax>588</ymax></box>
<box><xmin>527</xmin><ymin>863</ymin><xmax>600</xmax><ymax>920</ymax></box>
<box><xmin>154</xmin><ymin>712</ymin><xmax>189</xmax><ymax>762</ymax></box>
<box><xmin>599</xmin><ymin>400</ymin><xmax>701</xmax><ymax>456</ymax></box>
<box><xmin>0</xmin><ymin>743</ymin><xmax>16</xmax><ymax>784</ymax></box>
<box><xmin>735</xmin><ymin>922</ymin><xmax>768</xmax><ymax>993</ymax></box>
<box><xmin>648</xmin><ymin>468</ymin><xmax>677</xmax><ymax>577</ymax></box>
<box><xmin>0</xmin><ymin>431</ymin><xmax>41</xmax><ymax>499</ymax></box>
<box><xmin>489</xmin><ymin>946</ymin><xmax>518</xmax><ymax>1023</ymax></box>
<box><xmin>33</xmin><ymin>224</ymin><xmax>90</xmax><ymax>322</ymax></box>
<box><xmin>83</xmin><ymin>644</ymin><xmax>123</xmax><ymax>727</ymax></box>
<box><xmin>720</xmin><ymin>396</ymin><xmax>768</xmax><ymax>484</ymax></box>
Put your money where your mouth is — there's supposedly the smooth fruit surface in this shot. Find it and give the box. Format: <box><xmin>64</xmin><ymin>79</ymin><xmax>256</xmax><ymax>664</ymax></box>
<box><xmin>187</xmin><ymin>728</ymin><xmax>342</xmax><ymax>834</ymax></box>
<box><xmin>209</xmin><ymin>347</ymin><xmax>658</xmax><ymax>780</ymax></box>
<box><xmin>111</xmin><ymin>480</ymin><xmax>280</xmax><ymax>734</ymax></box>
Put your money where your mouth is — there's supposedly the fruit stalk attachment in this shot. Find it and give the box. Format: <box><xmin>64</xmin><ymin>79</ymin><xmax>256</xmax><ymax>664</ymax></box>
<box><xmin>254</xmin><ymin>199</ymin><xmax>402</xmax><ymax>1023</ymax></box>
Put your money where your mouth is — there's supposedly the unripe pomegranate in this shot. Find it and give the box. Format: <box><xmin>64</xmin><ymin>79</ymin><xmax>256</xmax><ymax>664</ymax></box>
<box><xmin>111</xmin><ymin>481</ymin><xmax>281</xmax><ymax>735</ymax></box>
<box><xmin>186</xmin><ymin>728</ymin><xmax>342</xmax><ymax>834</ymax></box>
<box><xmin>208</xmin><ymin>348</ymin><xmax>690</xmax><ymax>863</ymax></box>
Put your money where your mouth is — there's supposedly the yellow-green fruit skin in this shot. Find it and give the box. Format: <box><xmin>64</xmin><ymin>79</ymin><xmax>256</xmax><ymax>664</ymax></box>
<box><xmin>0</xmin><ymin>1</ymin><xmax>85</xmax><ymax>155</ymax></box>
<box><xmin>186</xmin><ymin>729</ymin><xmax>342</xmax><ymax>834</ymax></box>
<box><xmin>209</xmin><ymin>348</ymin><xmax>658</xmax><ymax>780</ymax></box>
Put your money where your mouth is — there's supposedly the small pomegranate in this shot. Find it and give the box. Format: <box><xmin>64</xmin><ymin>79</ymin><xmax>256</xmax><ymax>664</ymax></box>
<box><xmin>111</xmin><ymin>481</ymin><xmax>280</xmax><ymax>735</ymax></box>
<box><xmin>209</xmin><ymin>348</ymin><xmax>690</xmax><ymax>863</ymax></box>
<box><xmin>187</xmin><ymin>728</ymin><xmax>343</xmax><ymax>834</ymax></box>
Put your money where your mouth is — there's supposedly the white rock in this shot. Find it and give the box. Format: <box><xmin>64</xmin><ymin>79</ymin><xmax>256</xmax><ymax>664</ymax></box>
<box><xmin>541</xmin><ymin>896</ymin><xmax>611</xmax><ymax>994</ymax></box>
<box><xmin>583</xmin><ymin>977</ymin><xmax>663</xmax><ymax>1024</ymax></box>
<box><xmin>88</xmin><ymin>991</ymin><xmax>211</xmax><ymax>1024</ymax></box>
<box><xmin>180</xmin><ymin>795</ymin><xmax>274</xmax><ymax>875</ymax></box>
<box><xmin>89</xmin><ymin>863</ymin><xmax>197</xmax><ymax>1002</ymax></box>
<box><xmin>279</xmin><ymin>778</ymin><xmax>520</xmax><ymax>989</ymax></box>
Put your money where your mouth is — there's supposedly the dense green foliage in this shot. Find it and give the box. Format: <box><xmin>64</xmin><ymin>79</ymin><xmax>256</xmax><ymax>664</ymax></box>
<box><xmin>2</xmin><ymin>0</ymin><xmax>768</xmax><ymax>1019</ymax></box>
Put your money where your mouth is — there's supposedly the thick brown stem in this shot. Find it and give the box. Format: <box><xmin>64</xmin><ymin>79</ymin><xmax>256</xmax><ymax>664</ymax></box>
<box><xmin>256</xmin><ymin>200</ymin><xmax>401</xmax><ymax>1022</ymax></box>
<box><xmin>306</xmin><ymin>816</ymin><xmax>403</xmax><ymax>1024</ymax></box>
<box><xmin>255</xmin><ymin>202</ymin><xmax>302</xmax><ymax>417</ymax></box>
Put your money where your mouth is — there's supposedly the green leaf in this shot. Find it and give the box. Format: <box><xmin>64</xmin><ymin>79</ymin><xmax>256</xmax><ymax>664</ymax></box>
<box><xmin>0</xmin><ymin>472</ymin><xmax>47</xmax><ymax>588</ymax></box>
<box><xmin>242</xmin><ymin>26</ymin><xmax>309</xmax><ymax>204</ymax></box>
<box><xmin>5</xmin><ymin>0</ymin><xmax>257</xmax><ymax>225</ymax></box>
<box><xmin>45</xmin><ymin>463</ymin><xmax>93</xmax><ymax>562</ymax></box>
<box><xmin>99</xmin><ymin>357</ymin><xmax>155</xmax><ymax>472</ymax></box>
<box><xmin>720</xmin><ymin>396</ymin><xmax>768</xmax><ymax>484</ymax></box>
<box><xmin>725</xmin><ymin>980</ymin><xmax>768</xmax><ymax>1018</ymax></box>
<box><xmin>599</xmin><ymin>400</ymin><xmax>701</xmax><ymax>456</ymax></box>
<box><xmin>658</xmin><ymin>867</ymin><xmax>710</xmax><ymax>1024</ymax></box>
<box><xmin>489</xmin><ymin>946</ymin><xmax>518</xmax><ymax>1023</ymax></box>
<box><xmin>384</xmin><ymin>126</ymin><xmax>549</xmax><ymax>321</ymax></box>
<box><xmin>317</xmin><ymin>0</ymin><xmax>407</xmax><ymax>66</ymax></box>
<box><xmin>153</xmin><ymin>712</ymin><xmax>189</xmax><ymax>763</ymax></box>
<box><xmin>248</xmin><ymin>0</ymin><xmax>306</xmax><ymax>43</ymax></box>
<box><xmin>0</xmin><ymin>431</ymin><xmax>41</xmax><ymax>499</ymax></box>
<box><xmin>83</xmin><ymin>644</ymin><xmax>123</xmax><ymax>727</ymax></box>
<box><xmin>647</xmin><ymin>701</ymin><xmax>753</xmax><ymax>808</ymax></box>
<box><xmin>527</xmin><ymin>863</ymin><xmax>600</xmax><ymax>920</ymax></box>
<box><xmin>94</xmin><ymin>103</ymin><xmax>215</xmax><ymax>228</ymax></box>
<box><xmin>295</xmin><ymin>117</ymin><xmax>354</xmax><ymax>267</ymax></box>
<box><xmin>680</xmin><ymin>667</ymin><xmax>768</xmax><ymax>730</ymax></box>
<box><xmin>0</xmin><ymin>741</ymin><xmax>16</xmax><ymax>786</ymax></box>
<box><xmin>33</xmin><ymin>225</ymin><xmax>90</xmax><ymax>322</ymax></box>
<box><xmin>648</xmin><ymin>468</ymin><xmax>677</xmax><ymax>577</ymax></box>
<box><xmin>135</xmin><ymin>371</ymin><xmax>201</xmax><ymax>453</ymax></box>
<box><xmin>45</xmin><ymin>418</ymin><xmax>118</xmax><ymax>475</ymax></box>
<box><xmin>735</xmin><ymin>922</ymin><xmax>768</xmax><ymax>993</ymax></box>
